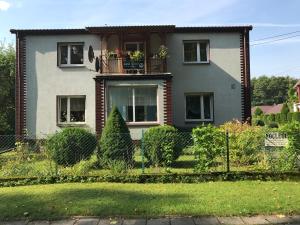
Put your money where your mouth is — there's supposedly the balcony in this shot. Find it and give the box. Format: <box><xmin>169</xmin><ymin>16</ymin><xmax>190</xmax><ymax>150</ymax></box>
<box><xmin>100</xmin><ymin>56</ymin><xmax>167</xmax><ymax>74</ymax></box>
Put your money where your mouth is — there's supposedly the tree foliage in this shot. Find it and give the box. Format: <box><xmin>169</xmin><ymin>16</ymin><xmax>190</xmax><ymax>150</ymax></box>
<box><xmin>0</xmin><ymin>43</ymin><xmax>15</xmax><ymax>134</ymax></box>
<box><xmin>251</xmin><ymin>76</ymin><xmax>297</xmax><ymax>106</ymax></box>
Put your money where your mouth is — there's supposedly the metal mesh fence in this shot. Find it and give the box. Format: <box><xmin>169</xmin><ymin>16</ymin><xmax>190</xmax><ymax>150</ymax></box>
<box><xmin>0</xmin><ymin>130</ymin><xmax>299</xmax><ymax>179</ymax></box>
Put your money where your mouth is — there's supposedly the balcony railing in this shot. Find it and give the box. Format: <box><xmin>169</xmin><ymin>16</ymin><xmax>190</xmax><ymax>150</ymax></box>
<box><xmin>100</xmin><ymin>57</ymin><xmax>167</xmax><ymax>74</ymax></box>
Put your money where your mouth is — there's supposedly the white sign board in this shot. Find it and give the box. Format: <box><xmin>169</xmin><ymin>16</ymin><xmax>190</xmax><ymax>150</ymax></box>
<box><xmin>265</xmin><ymin>132</ymin><xmax>288</xmax><ymax>147</ymax></box>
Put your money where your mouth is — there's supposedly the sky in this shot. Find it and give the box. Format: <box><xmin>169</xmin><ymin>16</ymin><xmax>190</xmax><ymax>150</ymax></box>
<box><xmin>1</xmin><ymin>0</ymin><xmax>300</xmax><ymax>79</ymax></box>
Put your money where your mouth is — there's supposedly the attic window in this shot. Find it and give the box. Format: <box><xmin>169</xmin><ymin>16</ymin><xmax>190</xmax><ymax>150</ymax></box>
<box><xmin>58</xmin><ymin>43</ymin><xmax>84</xmax><ymax>67</ymax></box>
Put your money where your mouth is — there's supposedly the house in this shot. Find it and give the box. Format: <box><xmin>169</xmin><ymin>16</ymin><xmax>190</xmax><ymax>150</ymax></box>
<box><xmin>10</xmin><ymin>25</ymin><xmax>252</xmax><ymax>139</ymax></box>
<box><xmin>293</xmin><ymin>80</ymin><xmax>300</xmax><ymax>112</ymax></box>
<box><xmin>252</xmin><ymin>104</ymin><xmax>283</xmax><ymax>115</ymax></box>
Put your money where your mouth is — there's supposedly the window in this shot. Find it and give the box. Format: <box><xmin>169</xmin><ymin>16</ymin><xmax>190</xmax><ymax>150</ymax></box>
<box><xmin>183</xmin><ymin>41</ymin><xmax>209</xmax><ymax>63</ymax></box>
<box><xmin>58</xmin><ymin>96</ymin><xmax>86</xmax><ymax>124</ymax></box>
<box><xmin>107</xmin><ymin>86</ymin><xmax>157</xmax><ymax>123</ymax></box>
<box><xmin>185</xmin><ymin>93</ymin><xmax>213</xmax><ymax>121</ymax></box>
<box><xmin>58</xmin><ymin>43</ymin><xmax>84</xmax><ymax>66</ymax></box>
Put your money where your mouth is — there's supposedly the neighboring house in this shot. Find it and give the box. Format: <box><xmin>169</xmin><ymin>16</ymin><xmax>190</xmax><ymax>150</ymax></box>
<box><xmin>251</xmin><ymin>104</ymin><xmax>283</xmax><ymax>115</ymax></box>
<box><xmin>293</xmin><ymin>80</ymin><xmax>300</xmax><ymax>112</ymax></box>
<box><xmin>11</xmin><ymin>25</ymin><xmax>252</xmax><ymax>139</ymax></box>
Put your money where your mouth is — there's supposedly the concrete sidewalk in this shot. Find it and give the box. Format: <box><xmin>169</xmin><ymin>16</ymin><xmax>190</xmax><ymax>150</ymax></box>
<box><xmin>1</xmin><ymin>215</ymin><xmax>300</xmax><ymax>225</ymax></box>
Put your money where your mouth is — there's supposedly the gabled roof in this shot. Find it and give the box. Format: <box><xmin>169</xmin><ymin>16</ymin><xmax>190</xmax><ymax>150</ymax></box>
<box><xmin>294</xmin><ymin>80</ymin><xmax>300</xmax><ymax>88</ymax></box>
<box><xmin>251</xmin><ymin>104</ymin><xmax>284</xmax><ymax>115</ymax></box>
<box><xmin>10</xmin><ymin>25</ymin><xmax>253</xmax><ymax>35</ymax></box>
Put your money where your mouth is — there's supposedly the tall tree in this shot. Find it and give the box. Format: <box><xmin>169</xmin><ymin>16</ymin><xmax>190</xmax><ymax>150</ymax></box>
<box><xmin>0</xmin><ymin>43</ymin><xmax>15</xmax><ymax>134</ymax></box>
<box><xmin>251</xmin><ymin>76</ymin><xmax>297</xmax><ymax>106</ymax></box>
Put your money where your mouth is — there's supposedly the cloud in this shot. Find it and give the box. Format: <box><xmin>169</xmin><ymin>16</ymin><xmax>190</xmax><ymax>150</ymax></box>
<box><xmin>0</xmin><ymin>0</ymin><xmax>10</xmax><ymax>10</ymax></box>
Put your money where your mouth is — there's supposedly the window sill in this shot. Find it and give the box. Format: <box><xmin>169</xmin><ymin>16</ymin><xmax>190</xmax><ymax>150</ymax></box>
<box><xmin>183</xmin><ymin>61</ymin><xmax>210</xmax><ymax>65</ymax></box>
<box><xmin>185</xmin><ymin>120</ymin><xmax>214</xmax><ymax>124</ymax></box>
<box><xmin>126</xmin><ymin>122</ymin><xmax>160</xmax><ymax>127</ymax></box>
<box><xmin>57</xmin><ymin>123</ymin><xmax>87</xmax><ymax>128</ymax></box>
<box><xmin>58</xmin><ymin>64</ymin><xmax>86</xmax><ymax>68</ymax></box>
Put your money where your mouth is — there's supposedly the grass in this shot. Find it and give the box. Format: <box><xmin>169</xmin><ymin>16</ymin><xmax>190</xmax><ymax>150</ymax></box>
<box><xmin>0</xmin><ymin>181</ymin><xmax>299</xmax><ymax>220</ymax></box>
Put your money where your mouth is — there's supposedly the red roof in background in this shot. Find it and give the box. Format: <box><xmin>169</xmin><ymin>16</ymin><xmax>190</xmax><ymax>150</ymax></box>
<box><xmin>251</xmin><ymin>104</ymin><xmax>284</xmax><ymax>115</ymax></box>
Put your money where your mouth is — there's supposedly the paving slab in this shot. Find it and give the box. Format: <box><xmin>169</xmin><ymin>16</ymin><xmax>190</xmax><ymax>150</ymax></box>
<box><xmin>50</xmin><ymin>220</ymin><xmax>75</xmax><ymax>225</ymax></box>
<box><xmin>170</xmin><ymin>217</ymin><xmax>194</xmax><ymax>225</ymax></box>
<box><xmin>74</xmin><ymin>218</ymin><xmax>99</xmax><ymax>225</ymax></box>
<box><xmin>194</xmin><ymin>216</ymin><xmax>220</xmax><ymax>225</ymax></box>
<box><xmin>264</xmin><ymin>215</ymin><xmax>295</xmax><ymax>224</ymax></box>
<box><xmin>0</xmin><ymin>221</ymin><xmax>29</xmax><ymax>225</ymax></box>
<box><xmin>218</xmin><ymin>217</ymin><xmax>245</xmax><ymax>225</ymax></box>
<box><xmin>147</xmin><ymin>218</ymin><xmax>170</xmax><ymax>225</ymax></box>
<box><xmin>28</xmin><ymin>221</ymin><xmax>50</xmax><ymax>225</ymax></box>
<box><xmin>98</xmin><ymin>219</ymin><xmax>123</xmax><ymax>225</ymax></box>
<box><xmin>122</xmin><ymin>219</ymin><xmax>146</xmax><ymax>225</ymax></box>
<box><xmin>241</xmin><ymin>216</ymin><xmax>270</xmax><ymax>224</ymax></box>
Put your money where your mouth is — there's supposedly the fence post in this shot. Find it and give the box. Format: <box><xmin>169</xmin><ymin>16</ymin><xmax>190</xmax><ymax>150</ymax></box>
<box><xmin>141</xmin><ymin>129</ymin><xmax>145</xmax><ymax>174</ymax></box>
<box><xmin>226</xmin><ymin>130</ymin><xmax>230</xmax><ymax>173</ymax></box>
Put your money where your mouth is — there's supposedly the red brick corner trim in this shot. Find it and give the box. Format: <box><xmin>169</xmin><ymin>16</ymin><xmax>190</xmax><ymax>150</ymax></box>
<box><xmin>15</xmin><ymin>34</ymin><xmax>27</xmax><ymax>136</ymax></box>
<box><xmin>240</xmin><ymin>29</ymin><xmax>251</xmax><ymax>123</ymax></box>
<box><xmin>163</xmin><ymin>79</ymin><xmax>173</xmax><ymax>125</ymax></box>
<box><xmin>95</xmin><ymin>79</ymin><xmax>105</xmax><ymax>136</ymax></box>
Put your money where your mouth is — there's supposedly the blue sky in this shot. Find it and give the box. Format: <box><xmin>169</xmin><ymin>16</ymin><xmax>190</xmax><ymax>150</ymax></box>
<box><xmin>1</xmin><ymin>0</ymin><xmax>300</xmax><ymax>78</ymax></box>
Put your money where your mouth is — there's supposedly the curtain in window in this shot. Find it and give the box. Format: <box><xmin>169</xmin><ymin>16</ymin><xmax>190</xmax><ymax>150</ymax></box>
<box><xmin>108</xmin><ymin>86</ymin><xmax>133</xmax><ymax>121</ymax></box>
<box><xmin>135</xmin><ymin>87</ymin><xmax>157</xmax><ymax>121</ymax></box>
<box><xmin>70</xmin><ymin>98</ymin><xmax>85</xmax><ymax>122</ymax></box>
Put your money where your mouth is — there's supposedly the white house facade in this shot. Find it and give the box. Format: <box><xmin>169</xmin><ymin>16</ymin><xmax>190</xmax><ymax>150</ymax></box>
<box><xmin>11</xmin><ymin>25</ymin><xmax>252</xmax><ymax>139</ymax></box>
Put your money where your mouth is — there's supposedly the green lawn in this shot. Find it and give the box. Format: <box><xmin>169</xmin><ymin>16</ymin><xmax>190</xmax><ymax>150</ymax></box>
<box><xmin>0</xmin><ymin>181</ymin><xmax>299</xmax><ymax>220</ymax></box>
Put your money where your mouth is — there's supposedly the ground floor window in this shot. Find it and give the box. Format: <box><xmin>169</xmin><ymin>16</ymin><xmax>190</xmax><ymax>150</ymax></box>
<box><xmin>57</xmin><ymin>96</ymin><xmax>86</xmax><ymax>124</ymax></box>
<box><xmin>107</xmin><ymin>86</ymin><xmax>157</xmax><ymax>122</ymax></box>
<box><xmin>185</xmin><ymin>93</ymin><xmax>213</xmax><ymax>121</ymax></box>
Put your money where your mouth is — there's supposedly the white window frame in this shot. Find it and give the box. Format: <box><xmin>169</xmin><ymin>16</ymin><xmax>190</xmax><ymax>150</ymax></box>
<box><xmin>58</xmin><ymin>42</ymin><xmax>84</xmax><ymax>67</ymax></box>
<box><xmin>185</xmin><ymin>93</ymin><xmax>214</xmax><ymax>122</ymax></box>
<box><xmin>106</xmin><ymin>85</ymin><xmax>159</xmax><ymax>125</ymax></box>
<box><xmin>183</xmin><ymin>40</ymin><xmax>209</xmax><ymax>64</ymax></box>
<box><xmin>57</xmin><ymin>95</ymin><xmax>86</xmax><ymax>125</ymax></box>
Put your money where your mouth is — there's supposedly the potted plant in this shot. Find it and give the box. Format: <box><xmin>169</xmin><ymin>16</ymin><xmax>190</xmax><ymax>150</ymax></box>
<box><xmin>157</xmin><ymin>45</ymin><xmax>168</xmax><ymax>59</ymax></box>
<box><xmin>130</xmin><ymin>50</ymin><xmax>144</xmax><ymax>62</ymax></box>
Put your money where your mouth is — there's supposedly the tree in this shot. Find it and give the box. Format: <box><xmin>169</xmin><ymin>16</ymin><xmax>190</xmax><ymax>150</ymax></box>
<box><xmin>251</xmin><ymin>76</ymin><xmax>297</xmax><ymax>106</ymax></box>
<box><xmin>253</xmin><ymin>107</ymin><xmax>263</xmax><ymax>117</ymax></box>
<box><xmin>281</xmin><ymin>103</ymin><xmax>290</xmax><ymax>114</ymax></box>
<box><xmin>0</xmin><ymin>43</ymin><xmax>15</xmax><ymax>134</ymax></box>
<box><xmin>98</xmin><ymin>106</ymin><xmax>133</xmax><ymax>167</ymax></box>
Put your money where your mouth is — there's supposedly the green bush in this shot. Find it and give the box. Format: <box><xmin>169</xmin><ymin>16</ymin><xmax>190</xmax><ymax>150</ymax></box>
<box><xmin>253</xmin><ymin>119</ymin><xmax>265</xmax><ymax>127</ymax></box>
<box><xmin>287</xmin><ymin>112</ymin><xmax>293</xmax><ymax>122</ymax></box>
<box><xmin>142</xmin><ymin>125</ymin><xmax>182</xmax><ymax>167</ymax></box>
<box><xmin>98</xmin><ymin>107</ymin><xmax>133</xmax><ymax>167</ymax></box>
<box><xmin>46</xmin><ymin>128</ymin><xmax>97</xmax><ymax>166</ymax></box>
<box><xmin>292</xmin><ymin>112</ymin><xmax>300</xmax><ymax>122</ymax></box>
<box><xmin>269</xmin><ymin>114</ymin><xmax>276</xmax><ymax>122</ymax></box>
<box><xmin>280</xmin><ymin>113</ymin><xmax>287</xmax><ymax>124</ymax></box>
<box><xmin>281</xmin><ymin>103</ymin><xmax>290</xmax><ymax>114</ymax></box>
<box><xmin>275</xmin><ymin>113</ymin><xmax>281</xmax><ymax>124</ymax></box>
<box><xmin>254</xmin><ymin>107</ymin><xmax>263</xmax><ymax>117</ymax></box>
<box><xmin>268</xmin><ymin>122</ymin><xmax>279</xmax><ymax>128</ymax></box>
<box><xmin>221</xmin><ymin>121</ymin><xmax>265</xmax><ymax>166</ymax></box>
<box><xmin>192</xmin><ymin>124</ymin><xmax>225</xmax><ymax>171</ymax></box>
<box><xmin>278</xmin><ymin>122</ymin><xmax>300</xmax><ymax>171</ymax></box>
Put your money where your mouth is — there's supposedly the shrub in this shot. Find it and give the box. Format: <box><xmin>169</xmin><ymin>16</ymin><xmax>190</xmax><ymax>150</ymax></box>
<box><xmin>280</xmin><ymin>113</ymin><xmax>287</xmax><ymax>124</ymax></box>
<box><xmin>192</xmin><ymin>124</ymin><xmax>225</xmax><ymax>171</ymax></box>
<box><xmin>268</xmin><ymin>122</ymin><xmax>279</xmax><ymax>128</ymax></box>
<box><xmin>278</xmin><ymin>122</ymin><xmax>300</xmax><ymax>171</ymax></box>
<box><xmin>253</xmin><ymin>119</ymin><xmax>265</xmax><ymax>127</ymax></box>
<box><xmin>269</xmin><ymin>114</ymin><xmax>276</xmax><ymax>122</ymax></box>
<box><xmin>220</xmin><ymin>121</ymin><xmax>265</xmax><ymax>166</ymax></box>
<box><xmin>281</xmin><ymin>103</ymin><xmax>290</xmax><ymax>114</ymax></box>
<box><xmin>275</xmin><ymin>113</ymin><xmax>281</xmax><ymax>124</ymax></box>
<box><xmin>143</xmin><ymin>125</ymin><xmax>182</xmax><ymax>167</ymax></box>
<box><xmin>98</xmin><ymin>107</ymin><xmax>133</xmax><ymax>167</ymax></box>
<box><xmin>292</xmin><ymin>112</ymin><xmax>300</xmax><ymax>122</ymax></box>
<box><xmin>287</xmin><ymin>112</ymin><xmax>293</xmax><ymax>122</ymax></box>
<box><xmin>254</xmin><ymin>107</ymin><xmax>263</xmax><ymax>117</ymax></box>
<box><xmin>46</xmin><ymin>128</ymin><xmax>97</xmax><ymax>166</ymax></box>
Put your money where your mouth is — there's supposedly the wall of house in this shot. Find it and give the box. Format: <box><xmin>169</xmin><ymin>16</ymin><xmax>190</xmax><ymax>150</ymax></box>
<box><xmin>25</xmin><ymin>34</ymin><xmax>101</xmax><ymax>138</ymax></box>
<box><xmin>167</xmin><ymin>32</ymin><xmax>242</xmax><ymax>128</ymax></box>
<box><xmin>105</xmin><ymin>79</ymin><xmax>165</xmax><ymax>140</ymax></box>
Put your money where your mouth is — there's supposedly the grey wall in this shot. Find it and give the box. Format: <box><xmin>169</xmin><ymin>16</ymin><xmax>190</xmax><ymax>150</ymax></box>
<box><xmin>167</xmin><ymin>32</ymin><xmax>242</xmax><ymax>128</ymax></box>
<box><xmin>26</xmin><ymin>34</ymin><xmax>100</xmax><ymax>138</ymax></box>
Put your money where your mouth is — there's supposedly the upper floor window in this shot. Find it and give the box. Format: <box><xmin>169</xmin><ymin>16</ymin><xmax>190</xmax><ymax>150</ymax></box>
<box><xmin>183</xmin><ymin>41</ymin><xmax>209</xmax><ymax>63</ymax></box>
<box><xmin>58</xmin><ymin>43</ymin><xmax>84</xmax><ymax>67</ymax></box>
